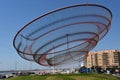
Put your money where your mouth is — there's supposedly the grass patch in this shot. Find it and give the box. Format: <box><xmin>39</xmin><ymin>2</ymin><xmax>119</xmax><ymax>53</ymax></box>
<box><xmin>5</xmin><ymin>74</ymin><xmax>120</xmax><ymax>80</ymax></box>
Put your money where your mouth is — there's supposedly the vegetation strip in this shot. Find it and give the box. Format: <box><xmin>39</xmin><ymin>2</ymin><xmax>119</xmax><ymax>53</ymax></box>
<box><xmin>5</xmin><ymin>74</ymin><xmax>120</xmax><ymax>80</ymax></box>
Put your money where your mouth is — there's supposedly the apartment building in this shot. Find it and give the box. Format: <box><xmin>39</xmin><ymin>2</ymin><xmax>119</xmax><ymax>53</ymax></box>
<box><xmin>86</xmin><ymin>50</ymin><xmax>120</xmax><ymax>68</ymax></box>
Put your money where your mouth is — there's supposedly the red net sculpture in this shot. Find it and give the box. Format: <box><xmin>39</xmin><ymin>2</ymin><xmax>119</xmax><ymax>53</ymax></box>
<box><xmin>13</xmin><ymin>4</ymin><xmax>112</xmax><ymax>68</ymax></box>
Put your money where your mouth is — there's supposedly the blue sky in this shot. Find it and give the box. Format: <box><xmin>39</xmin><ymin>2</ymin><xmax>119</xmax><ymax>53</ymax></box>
<box><xmin>0</xmin><ymin>0</ymin><xmax>120</xmax><ymax>70</ymax></box>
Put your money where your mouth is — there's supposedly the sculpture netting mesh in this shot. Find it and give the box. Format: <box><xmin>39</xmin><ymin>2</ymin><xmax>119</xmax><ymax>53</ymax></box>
<box><xmin>13</xmin><ymin>4</ymin><xmax>112</xmax><ymax>68</ymax></box>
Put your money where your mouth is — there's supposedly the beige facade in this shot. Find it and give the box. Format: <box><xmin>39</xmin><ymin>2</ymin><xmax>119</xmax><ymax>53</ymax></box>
<box><xmin>86</xmin><ymin>50</ymin><xmax>120</xmax><ymax>68</ymax></box>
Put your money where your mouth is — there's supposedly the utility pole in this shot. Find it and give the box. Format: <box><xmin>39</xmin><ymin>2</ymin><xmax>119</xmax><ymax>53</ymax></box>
<box><xmin>52</xmin><ymin>45</ymin><xmax>55</xmax><ymax>74</ymax></box>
